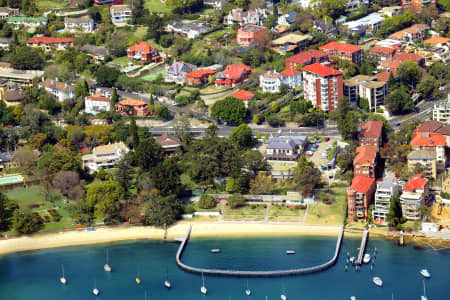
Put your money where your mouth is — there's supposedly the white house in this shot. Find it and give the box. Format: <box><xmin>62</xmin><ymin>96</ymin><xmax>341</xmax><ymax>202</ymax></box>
<box><xmin>167</xmin><ymin>20</ymin><xmax>211</xmax><ymax>39</ymax></box>
<box><xmin>281</xmin><ymin>68</ymin><xmax>302</xmax><ymax>89</ymax></box>
<box><xmin>346</xmin><ymin>0</ymin><xmax>370</xmax><ymax>9</ymax></box>
<box><xmin>0</xmin><ymin>37</ymin><xmax>11</xmax><ymax>49</ymax></box>
<box><xmin>278</xmin><ymin>11</ymin><xmax>297</xmax><ymax>26</ymax></box>
<box><xmin>39</xmin><ymin>78</ymin><xmax>75</xmax><ymax>102</ymax></box>
<box><xmin>342</xmin><ymin>13</ymin><xmax>385</xmax><ymax>36</ymax></box>
<box><xmin>203</xmin><ymin>0</ymin><xmax>227</xmax><ymax>10</ymax></box>
<box><xmin>64</xmin><ymin>16</ymin><xmax>94</xmax><ymax>32</ymax></box>
<box><xmin>7</xmin><ymin>16</ymin><xmax>48</xmax><ymax>29</ymax></box>
<box><xmin>372</xmin><ymin>177</ymin><xmax>399</xmax><ymax>225</ymax></box>
<box><xmin>0</xmin><ymin>7</ymin><xmax>19</xmax><ymax>19</ymax></box>
<box><xmin>82</xmin><ymin>142</ymin><xmax>130</xmax><ymax>173</ymax></box>
<box><xmin>110</xmin><ymin>5</ymin><xmax>132</xmax><ymax>25</ymax></box>
<box><xmin>85</xmin><ymin>93</ymin><xmax>111</xmax><ymax>115</ymax></box>
<box><xmin>259</xmin><ymin>70</ymin><xmax>284</xmax><ymax>93</ymax></box>
<box><xmin>227</xmin><ymin>8</ymin><xmax>267</xmax><ymax>26</ymax></box>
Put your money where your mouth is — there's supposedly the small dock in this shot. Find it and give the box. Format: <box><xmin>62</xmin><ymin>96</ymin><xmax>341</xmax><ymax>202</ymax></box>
<box><xmin>175</xmin><ymin>224</ymin><xmax>344</xmax><ymax>277</ymax></box>
<box><xmin>355</xmin><ymin>230</ymin><xmax>369</xmax><ymax>265</ymax></box>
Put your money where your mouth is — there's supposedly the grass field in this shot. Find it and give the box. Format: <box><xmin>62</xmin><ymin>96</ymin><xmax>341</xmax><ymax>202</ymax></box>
<box><xmin>193</xmin><ymin>202</ymin><xmax>221</xmax><ymax>212</ymax></box>
<box><xmin>306</xmin><ymin>185</ymin><xmax>348</xmax><ymax>225</ymax></box>
<box><xmin>223</xmin><ymin>204</ymin><xmax>267</xmax><ymax>216</ymax></box>
<box><xmin>5</xmin><ymin>186</ymin><xmax>75</xmax><ymax>233</ymax></box>
<box><xmin>223</xmin><ymin>215</ymin><xmax>265</xmax><ymax>221</ymax></box>
<box><xmin>269</xmin><ymin>204</ymin><xmax>305</xmax><ymax>217</ymax></box>
<box><xmin>140</xmin><ymin>69</ymin><xmax>166</xmax><ymax>81</ymax></box>
<box><xmin>144</xmin><ymin>0</ymin><xmax>170</xmax><ymax>13</ymax></box>
<box><xmin>111</xmin><ymin>56</ymin><xmax>132</xmax><ymax>67</ymax></box>
<box><xmin>200</xmin><ymin>85</ymin><xmax>231</xmax><ymax>95</ymax></box>
<box><xmin>36</xmin><ymin>0</ymin><xmax>70</xmax><ymax>8</ymax></box>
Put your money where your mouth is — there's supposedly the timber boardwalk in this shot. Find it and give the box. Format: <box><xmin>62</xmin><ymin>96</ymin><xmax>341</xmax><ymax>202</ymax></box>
<box><xmin>175</xmin><ymin>224</ymin><xmax>344</xmax><ymax>277</ymax></box>
<box><xmin>355</xmin><ymin>230</ymin><xmax>369</xmax><ymax>265</ymax></box>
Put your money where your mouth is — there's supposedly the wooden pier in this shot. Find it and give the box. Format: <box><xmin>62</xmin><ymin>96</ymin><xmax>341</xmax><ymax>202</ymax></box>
<box><xmin>175</xmin><ymin>224</ymin><xmax>344</xmax><ymax>277</ymax></box>
<box><xmin>355</xmin><ymin>230</ymin><xmax>369</xmax><ymax>265</ymax></box>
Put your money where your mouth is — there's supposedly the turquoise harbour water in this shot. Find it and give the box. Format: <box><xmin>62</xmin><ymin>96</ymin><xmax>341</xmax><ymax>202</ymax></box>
<box><xmin>0</xmin><ymin>235</ymin><xmax>448</xmax><ymax>300</ymax></box>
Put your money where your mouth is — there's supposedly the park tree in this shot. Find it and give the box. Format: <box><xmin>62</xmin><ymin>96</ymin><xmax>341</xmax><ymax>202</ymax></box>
<box><xmin>242</xmin><ymin>150</ymin><xmax>268</xmax><ymax>175</ymax></box>
<box><xmin>385</xmin><ymin>86</ymin><xmax>414</xmax><ymax>115</ymax></box>
<box><xmin>151</xmin><ymin>158</ymin><xmax>182</xmax><ymax>197</ymax></box>
<box><xmin>313</xmin><ymin>0</ymin><xmax>347</xmax><ymax>20</ymax></box>
<box><xmin>211</xmin><ymin>97</ymin><xmax>247</xmax><ymax>125</ymax></box>
<box><xmin>386</xmin><ymin>195</ymin><xmax>404</xmax><ymax>228</ymax></box>
<box><xmin>227</xmin><ymin>194</ymin><xmax>246</xmax><ymax>209</ymax></box>
<box><xmin>154</xmin><ymin>105</ymin><xmax>170</xmax><ymax>120</ymax></box>
<box><xmin>95</xmin><ymin>66</ymin><xmax>121</xmax><ymax>86</ymax></box>
<box><xmin>332</xmin><ymin>97</ymin><xmax>359</xmax><ymax>140</ymax></box>
<box><xmin>417</xmin><ymin>75</ymin><xmax>439</xmax><ymax>99</ymax></box>
<box><xmin>294</xmin><ymin>156</ymin><xmax>321</xmax><ymax>196</ymax></box>
<box><xmin>198</xmin><ymin>194</ymin><xmax>217</xmax><ymax>209</ymax></box>
<box><xmin>0</xmin><ymin>193</ymin><xmax>16</xmax><ymax>232</ymax></box>
<box><xmin>52</xmin><ymin>171</ymin><xmax>80</xmax><ymax>197</ymax></box>
<box><xmin>12</xmin><ymin>210</ymin><xmax>43</xmax><ymax>234</ymax></box>
<box><xmin>337</xmin><ymin>143</ymin><xmax>356</xmax><ymax>180</ymax></box>
<box><xmin>12</xmin><ymin>146</ymin><xmax>38</xmax><ymax>174</ymax></box>
<box><xmin>85</xmin><ymin>181</ymin><xmax>124</xmax><ymax>223</ymax></box>
<box><xmin>115</xmin><ymin>155</ymin><xmax>134</xmax><ymax>194</ymax></box>
<box><xmin>429</xmin><ymin>62</ymin><xmax>448</xmax><ymax>80</ymax></box>
<box><xmin>135</xmin><ymin>137</ymin><xmax>164</xmax><ymax>171</ymax></box>
<box><xmin>38</xmin><ymin>149</ymin><xmax>81</xmax><ymax>179</ymax></box>
<box><xmin>145</xmin><ymin>194</ymin><xmax>181</xmax><ymax>227</ymax></box>
<box><xmin>110</xmin><ymin>88</ymin><xmax>118</xmax><ymax>108</ymax></box>
<box><xmin>205</xmin><ymin>124</ymin><xmax>218</xmax><ymax>138</ymax></box>
<box><xmin>173</xmin><ymin>115</ymin><xmax>191</xmax><ymax>143</ymax></box>
<box><xmin>230</xmin><ymin>124</ymin><xmax>254</xmax><ymax>149</ymax></box>
<box><xmin>249</xmin><ymin>171</ymin><xmax>273</xmax><ymax>194</ymax></box>
<box><xmin>226</xmin><ymin>175</ymin><xmax>249</xmax><ymax>194</ymax></box>
<box><xmin>10</xmin><ymin>46</ymin><xmax>45</xmax><ymax>70</ymax></box>
<box><xmin>398</xmin><ymin>61</ymin><xmax>421</xmax><ymax>88</ymax></box>
<box><xmin>129</xmin><ymin>117</ymin><xmax>139</xmax><ymax>148</ymax></box>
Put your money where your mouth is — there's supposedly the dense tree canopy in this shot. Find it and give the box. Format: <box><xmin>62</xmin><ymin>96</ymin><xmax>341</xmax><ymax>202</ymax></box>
<box><xmin>11</xmin><ymin>46</ymin><xmax>45</xmax><ymax>70</ymax></box>
<box><xmin>230</xmin><ymin>124</ymin><xmax>255</xmax><ymax>149</ymax></box>
<box><xmin>145</xmin><ymin>194</ymin><xmax>181</xmax><ymax>227</ymax></box>
<box><xmin>385</xmin><ymin>87</ymin><xmax>415</xmax><ymax>115</ymax></box>
<box><xmin>211</xmin><ymin>97</ymin><xmax>247</xmax><ymax>125</ymax></box>
<box><xmin>294</xmin><ymin>156</ymin><xmax>322</xmax><ymax>196</ymax></box>
<box><xmin>135</xmin><ymin>137</ymin><xmax>164</xmax><ymax>171</ymax></box>
<box><xmin>13</xmin><ymin>210</ymin><xmax>43</xmax><ymax>234</ymax></box>
<box><xmin>85</xmin><ymin>181</ymin><xmax>124</xmax><ymax>223</ymax></box>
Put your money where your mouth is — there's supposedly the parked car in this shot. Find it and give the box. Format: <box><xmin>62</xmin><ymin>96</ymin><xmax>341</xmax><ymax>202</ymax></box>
<box><xmin>324</xmin><ymin>137</ymin><xmax>330</xmax><ymax>142</ymax></box>
<box><xmin>305</xmin><ymin>151</ymin><xmax>313</xmax><ymax>156</ymax></box>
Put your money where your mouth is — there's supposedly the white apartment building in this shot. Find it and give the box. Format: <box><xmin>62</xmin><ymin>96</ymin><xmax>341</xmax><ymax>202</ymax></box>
<box><xmin>302</xmin><ymin>63</ymin><xmax>343</xmax><ymax>112</ymax></box>
<box><xmin>259</xmin><ymin>70</ymin><xmax>284</xmax><ymax>93</ymax></box>
<box><xmin>400</xmin><ymin>174</ymin><xmax>429</xmax><ymax>221</ymax></box>
<box><xmin>433</xmin><ymin>95</ymin><xmax>450</xmax><ymax>124</ymax></box>
<box><xmin>82</xmin><ymin>142</ymin><xmax>130</xmax><ymax>173</ymax></box>
<box><xmin>85</xmin><ymin>93</ymin><xmax>111</xmax><ymax>115</ymax></box>
<box><xmin>64</xmin><ymin>16</ymin><xmax>95</xmax><ymax>32</ymax></box>
<box><xmin>373</xmin><ymin>177</ymin><xmax>400</xmax><ymax>225</ymax></box>
<box><xmin>359</xmin><ymin>80</ymin><xmax>387</xmax><ymax>112</ymax></box>
<box><xmin>110</xmin><ymin>5</ymin><xmax>132</xmax><ymax>25</ymax></box>
<box><xmin>39</xmin><ymin>78</ymin><xmax>75</xmax><ymax>102</ymax></box>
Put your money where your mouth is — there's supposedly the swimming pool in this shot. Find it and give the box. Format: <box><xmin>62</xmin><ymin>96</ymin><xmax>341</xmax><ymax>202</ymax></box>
<box><xmin>0</xmin><ymin>176</ymin><xmax>23</xmax><ymax>185</ymax></box>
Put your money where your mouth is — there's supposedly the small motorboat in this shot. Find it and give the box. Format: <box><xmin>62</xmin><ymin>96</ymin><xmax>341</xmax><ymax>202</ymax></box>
<box><xmin>363</xmin><ymin>253</ymin><xmax>371</xmax><ymax>264</ymax></box>
<box><xmin>281</xmin><ymin>294</ymin><xmax>287</xmax><ymax>300</ymax></box>
<box><xmin>373</xmin><ymin>277</ymin><xmax>383</xmax><ymax>287</ymax></box>
<box><xmin>349</xmin><ymin>257</ymin><xmax>355</xmax><ymax>264</ymax></box>
<box><xmin>286</xmin><ymin>250</ymin><xmax>296</xmax><ymax>255</ymax></box>
<box><xmin>136</xmin><ymin>277</ymin><xmax>141</xmax><ymax>285</ymax></box>
<box><xmin>350</xmin><ymin>297</ymin><xmax>356</xmax><ymax>300</ymax></box>
<box><xmin>201</xmin><ymin>272</ymin><xmax>207</xmax><ymax>295</ymax></box>
<box><xmin>60</xmin><ymin>264</ymin><xmax>67</xmax><ymax>285</ymax></box>
<box><xmin>92</xmin><ymin>288</ymin><xmax>100</xmax><ymax>296</ymax></box>
<box><xmin>104</xmin><ymin>264</ymin><xmax>111</xmax><ymax>272</ymax></box>
<box><xmin>164</xmin><ymin>280</ymin><xmax>171</xmax><ymax>289</ymax></box>
<box><xmin>245</xmin><ymin>280</ymin><xmax>251</xmax><ymax>296</ymax></box>
<box><xmin>210</xmin><ymin>249</ymin><xmax>221</xmax><ymax>253</ymax></box>
<box><xmin>420</xmin><ymin>269</ymin><xmax>431</xmax><ymax>278</ymax></box>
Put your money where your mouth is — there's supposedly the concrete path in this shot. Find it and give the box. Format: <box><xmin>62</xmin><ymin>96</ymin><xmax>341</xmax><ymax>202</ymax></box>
<box><xmin>218</xmin><ymin>201</ymin><xmax>225</xmax><ymax>222</ymax></box>
<box><xmin>264</xmin><ymin>203</ymin><xmax>271</xmax><ymax>223</ymax></box>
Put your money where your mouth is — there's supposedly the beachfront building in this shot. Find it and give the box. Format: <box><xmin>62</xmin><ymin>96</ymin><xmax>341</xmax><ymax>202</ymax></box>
<box><xmin>281</xmin><ymin>68</ymin><xmax>302</xmax><ymax>89</ymax></box>
<box><xmin>82</xmin><ymin>142</ymin><xmax>130</xmax><ymax>173</ymax></box>
<box><xmin>410</xmin><ymin>131</ymin><xmax>446</xmax><ymax>171</ymax></box>
<box><xmin>359</xmin><ymin>121</ymin><xmax>383</xmax><ymax>151</ymax></box>
<box><xmin>85</xmin><ymin>93</ymin><xmax>111</xmax><ymax>115</ymax></box>
<box><xmin>400</xmin><ymin>174</ymin><xmax>429</xmax><ymax>221</ymax></box>
<box><xmin>302</xmin><ymin>63</ymin><xmax>343</xmax><ymax>112</ymax></box>
<box><xmin>407</xmin><ymin>150</ymin><xmax>437</xmax><ymax>179</ymax></box>
<box><xmin>353</xmin><ymin>146</ymin><xmax>377</xmax><ymax>178</ymax></box>
<box><xmin>39</xmin><ymin>78</ymin><xmax>75</xmax><ymax>102</ymax></box>
<box><xmin>373</xmin><ymin>177</ymin><xmax>400</xmax><ymax>225</ymax></box>
<box><xmin>347</xmin><ymin>176</ymin><xmax>376</xmax><ymax>222</ymax></box>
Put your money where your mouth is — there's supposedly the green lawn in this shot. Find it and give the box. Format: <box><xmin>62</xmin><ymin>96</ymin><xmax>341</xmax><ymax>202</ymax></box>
<box><xmin>5</xmin><ymin>186</ymin><xmax>75</xmax><ymax>233</ymax></box>
<box><xmin>200</xmin><ymin>85</ymin><xmax>231</xmax><ymax>95</ymax></box>
<box><xmin>269</xmin><ymin>205</ymin><xmax>305</xmax><ymax>217</ymax></box>
<box><xmin>223</xmin><ymin>204</ymin><xmax>267</xmax><ymax>215</ymax></box>
<box><xmin>223</xmin><ymin>215</ymin><xmax>265</xmax><ymax>221</ymax></box>
<box><xmin>306</xmin><ymin>186</ymin><xmax>348</xmax><ymax>225</ymax></box>
<box><xmin>144</xmin><ymin>0</ymin><xmax>170</xmax><ymax>13</ymax></box>
<box><xmin>193</xmin><ymin>202</ymin><xmax>221</xmax><ymax>213</ymax></box>
<box><xmin>36</xmin><ymin>0</ymin><xmax>70</xmax><ymax>8</ymax></box>
<box><xmin>111</xmin><ymin>56</ymin><xmax>132</xmax><ymax>67</ymax></box>
<box><xmin>140</xmin><ymin>69</ymin><xmax>166</xmax><ymax>81</ymax></box>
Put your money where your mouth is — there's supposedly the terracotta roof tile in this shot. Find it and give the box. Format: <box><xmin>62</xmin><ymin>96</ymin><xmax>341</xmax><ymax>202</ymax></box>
<box><xmin>319</xmin><ymin>41</ymin><xmax>362</xmax><ymax>53</ymax></box>
<box><xmin>369</xmin><ymin>46</ymin><xmax>396</xmax><ymax>55</ymax></box>
<box><xmin>186</xmin><ymin>69</ymin><xmax>216</xmax><ymax>78</ymax></box>
<box><xmin>376</xmin><ymin>70</ymin><xmax>397</xmax><ymax>82</ymax></box>
<box><xmin>220</xmin><ymin>64</ymin><xmax>253</xmax><ymax>80</ymax></box>
<box><xmin>286</xmin><ymin>49</ymin><xmax>328</xmax><ymax>65</ymax></box>
<box><xmin>128</xmin><ymin>41</ymin><xmax>156</xmax><ymax>54</ymax></box>
<box><xmin>424</xmin><ymin>36</ymin><xmax>450</xmax><ymax>44</ymax></box>
<box><xmin>379</xmin><ymin>59</ymin><xmax>402</xmax><ymax>70</ymax></box>
<box><xmin>119</xmin><ymin>99</ymin><xmax>147</xmax><ymax>106</ymax></box>
<box><xmin>154</xmin><ymin>133</ymin><xmax>181</xmax><ymax>147</ymax></box>
<box><xmin>410</xmin><ymin>132</ymin><xmax>446</xmax><ymax>147</ymax></box>
<box><xmin>27</xmin><ymin>36</ymin><xmax>74</xmax><ymax>45</ymax></box>
<box><xmin>302</xmin><ymin>63</ymin><xmax>342</xmax><ymax>77</ymax></box>
<box><xmin>350</xmin><ymin>176</ymin><xmax>376</xmax><ymax>194</ymax></box>
<box><xmin>393</xmin><ymin>52</ymin><xmax>424</xmax><ymax>63</ymax></box>
<box><xmin>403</xmin><ymin>174</ymin><xmax>428</xmax><ymax>191</ymax></box>
<box><xmin>416</xmin><ymin>120</ymin><xmax>443</xmax><ymax>133</ymax></box>
<box><xmin>354</xmin><ymin>146</ymin><xmax>377</xmax><ymax>166</ymax></box>
<box><xmin>232</xmin><ymin>90</ymin><xmax>255</xmax><ymax>100</ymax></box>
<box><xmin>437</xmin><ymin>124</ymin><xmax>450</xmax><ymax>136</ymax></box>
<box><xmin>360</xmin><ymin>121</ymin><xmax>383</xmax><ymax>139</ymax></box>
<box><xmin>87</xmin><ymin>93</ymin><xmax>109</xmax><ymax>103</ymax></box>
<box><xmin>281</xmin><ymin>68</ymin><xmax>301</xmax><ymax>76</ymax></box>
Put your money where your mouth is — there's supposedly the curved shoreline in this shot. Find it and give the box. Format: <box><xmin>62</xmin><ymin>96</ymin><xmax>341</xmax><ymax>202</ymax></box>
<box><xmin>0</xmin><ymin>223</ymin><xmax>342</xmax><ymax>256</ymax></box>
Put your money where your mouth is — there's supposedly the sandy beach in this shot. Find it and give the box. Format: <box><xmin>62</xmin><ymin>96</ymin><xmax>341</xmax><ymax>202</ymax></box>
<box><xmin>0</xmin><ymin>222</ymin><xmax>342</xmax><ymax>256</ymax></box>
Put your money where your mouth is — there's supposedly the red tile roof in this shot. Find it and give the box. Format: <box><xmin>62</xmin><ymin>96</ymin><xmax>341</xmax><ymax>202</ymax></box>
<box><xmin>369</xmin><ymin>46</ymin><xmax>396</xmax><ymax>55</ymax></box>
<box><xmin>87</xmin><ymin>94</ymin><xmax>109</xmax><ymax>102</ymax></box>
<box><xmin>379</xmin><ymin>60</ymin><xmax>402</xmax><ymax>70</ymax></box>
<box><xmin>424</xmin><ymin>36</ymin><xmax>450</xmax><ymax>44</ymax></box>
<box><xmin>416</xmin><ymin>120</ymin><xmax>443</xmax><ymax>133</ymax></box>
<box><xmin>221</xmin><ymin>64</ymin><xmax>253</xmax><ymax>80</ymax></box>
<box><xmin>27</xmin><ymin>36</ymin><xmax>74</xmax><ymax>45</ymax></box>
<box><xmin>410</xmin><ymin>132</ymin><xmax>446</xmax><ymax>147</ymax></box>
<box><xmin>393</xmin><ymin>52</ymin><xmax>424</xmax><ymax>63</ymax></box>
<box><xmin>155</xmin><ymin>132</ymin><xmax>181</xmax><ymax>147</ymax></box>
<box><xmin>350</xmin><ymin>176</ymin><xmax>376</xmax><ymax>194</ymax></box>
<box><xmin>127</xmin><ymin>41</ymin><xmax>156</xmax><ymax>54</ymax></box>
<box><xmin>319</xmin><ymin>41</ymin><xmax>362</xmax><ymax>54</ymax></box>
<box><xmin>437</xmin><ymin>125</ymin><xmax>450</xmax><ymax>136</ymax></box>
<box><xmin>186</xmin><ymin>69</ymin><xmax>216</xmax><ymax>78</ymax></box>
<box><xmin>119</xmin><ymin>99</ymin><xmax>147</xmax><ymax>106</ymax></box>
<box><xmin>285</xmin><ymin>49</ymin><xmax>328</xmax><ymax>65</ymax></box>
<box><xmin>403</xmin><ymin>174</ymin><xmax>428</xmax><ymax>191</ymax></box>
<box><xmin>354</xmin><ymin>146</ymin><xmax>377</xmax><ymax>166</ymax></box>
<box><xmin>232</xmin><ymin>90</ymin><xmax>255</xmax><ymax>100</ymax></box>
<box><xmin>376</xmin><ymin>70</ymin><xmax>397</xmax><ymax>82</ymax></box>
<box><xmin>281</xmin><ymin>68</ymin><xmax>301</xmax><ymax>76</ymax></box>
<box><xmin>302</xmin><ymin>63</ymin><xmax>342</xmax><ymax>77</ymax></box>
<box><xmin>360</xmin><ymin>121</ymin><xmax>383</xmax><ymax>139</ymax></box>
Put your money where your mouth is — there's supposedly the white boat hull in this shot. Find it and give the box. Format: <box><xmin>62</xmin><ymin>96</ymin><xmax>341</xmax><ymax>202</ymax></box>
<box><xmin>372</xmin><ymin>277</ymin><xmax>383</xmax><ymax>287</ymax></box>
<box><xmin>245</xmin><ymin>289</ymin><xmax>251</xmax><ymax>296</ymax></box>
<box><xmin>420</xmin><ymin>269</ymin><xmax>431</xmax><ymax>278</ymax></box>
<box><xmin>201</xmin><ymin>286</ymin><xmax>207</xmax><ymax>294</ymax></box>
<box><xmin>104</xmin><ymin>264</ymin><xmax>111</xmax><ymax>272</ymax></box>
<box><xmin>164</xmin><ymin>280</ymin><xmax>171</xmax><ymax>288</ymax></box>
<box><xmin>93</xmin><ymin>288</ymin><xmax>99</xmax><ymax>296</ymax></box>
<box><xmin>60</xmin><ymin>277</ymin><xmax>67</xmax><ymax>285</ymax></box>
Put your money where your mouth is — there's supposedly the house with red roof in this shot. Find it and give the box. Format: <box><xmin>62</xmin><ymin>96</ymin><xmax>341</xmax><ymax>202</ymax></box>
<box><xmin>369</xmin><ymin>46</ymin><xmax>396</xmax><ymax>61</ymax></box>
<box><xmin>319</xmin><ymin>41</ymin><xmax>363</xmax><ymax>64</ymax></box>
<box><xmin>302</xmin><ymin>63</ymin><xmax>343</xmax><ymax>112</ymax></box>
<box><xmin>377</xmin><ymin>59</ymin><xmax>402</xmax><ymax>71</ymax></box>
<box><xmin>354</xmin><ymin>146</ymin><xmax>377</xmax><ymax>178</ymax></box>
<box><xmin>285</xmin><ymin>49</ymin><xmax>329</xmax><ymax>70</ymax></box>
<box><xmin>236</xmin><ymin>24</ymin><xmax>266</xmax><ymax>45</ymax></box>
<box><xmin>416</xmin><ymin>120</ymin><xmax>443</xmax><ymax>133</ymax></box>
<box><xmin>376</xmin><ymin>70</ymin><xmax>397</xmax><ymax>83</ymax></box>
<box><xmin>393</xmin><ymin>52</ymin><xmax>425</xmax><ymax>67</ymax></box>
<box><xmin>359</xmin><ymin>121</ymin><xmax>383</xmax><ymax>151</ymax></box>
<box><xmin>115</xmin><ymin>99</ymin><xmax>149</xmax><ymax>117</ymax></box>
<box><xmin>388</xmin><ymin>24</ymin><xmax>428</xmax><ymax>42</ymax></box>
<box><xmin>280</xmin><ymin>68</ymin><xmax>302</xmax><ymax>89</ymax></box>
<box><xmin>215</xmin><ymin>64</ymin><xmax>253</xmax><ymax>87</ymax></box>
<box><xmin>127</xmin><ymin>41</ymin><xmax>161</xmax><ymax>63</ymax></box>
<box><xmin>154</xmin><ymin>133</ymin><xmax>181</xmax><ymax>152</ymax></box>
<box><xmin>26</xmin><ymin>36</ymin><xmax>74</xmax><ymax>51</ymax></box>
<box><xmin>347</xmin><ymin>176</ymin><xmax>376</xmax><ymax>222</ymax></box>
<box><xmin>424</xmin><ymin>36</ymin><xmax>450</xmax><ymax>47</ymax></box>
<box><xmin>232</xmin><ymin>90</ymin><xmax>255</xmax><ymax>107</ymax></box>
<box><xmin>185</xmin><ymin>69</ymin><xmax>216</xmax><ymax>85</ymax></box>
<box><xmin>400</xmin><ymin>174</ymin><xmax>429</xmax><ymax>221</ymax></box>
<box><xmin>410</xmin><ymin>131</ymin><xmax>446</xmax><ymax>170</ymax></box>
<box><xmin>85</xmin><ymin>93</ymin><xmax>111</xmax><ymax>115</ymax></box>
